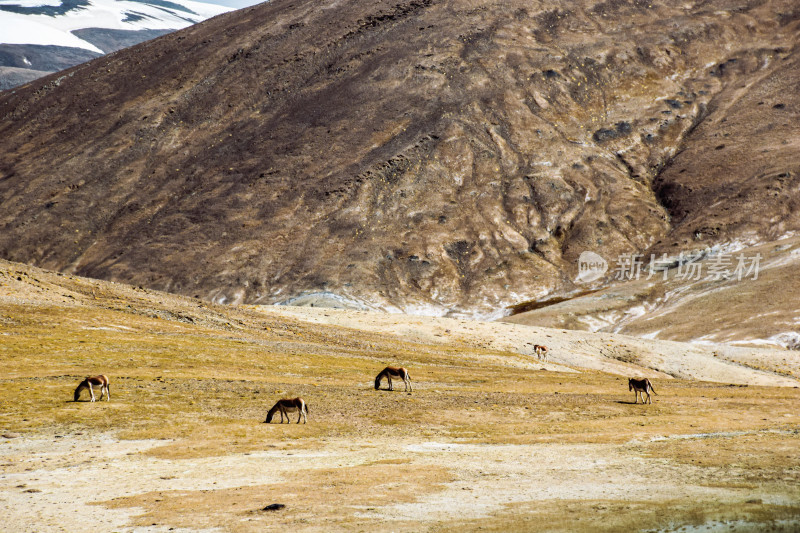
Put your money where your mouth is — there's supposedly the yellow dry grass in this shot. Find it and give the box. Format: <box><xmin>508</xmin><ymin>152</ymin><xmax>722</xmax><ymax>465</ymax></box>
<box><xmin>1</xmin><ymin>259</ymin><xmax>799</xmax><ymax>531</ymax></box>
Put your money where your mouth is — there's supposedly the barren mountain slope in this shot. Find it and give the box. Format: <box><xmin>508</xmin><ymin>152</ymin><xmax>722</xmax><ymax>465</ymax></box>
<box><xmin>1</xmin><ymin>0</ymin><xmax>799</xmax><ymax>317</ymax></box>
<box><xmin>651</xmin><ymin>45</ymin><xmax>800</xmax><ymax>251</ymax></box>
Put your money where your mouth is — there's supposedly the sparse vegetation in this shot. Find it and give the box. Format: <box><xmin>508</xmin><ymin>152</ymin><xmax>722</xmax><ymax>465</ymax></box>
<box><xmin>1</xmin><ymin>260</ymin><xmax>799</xmax><ymax>530</ymax></box>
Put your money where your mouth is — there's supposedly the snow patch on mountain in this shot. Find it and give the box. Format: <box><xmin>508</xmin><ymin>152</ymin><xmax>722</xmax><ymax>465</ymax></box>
<box><xmin>1</xmin><ymin>16</ymin><xmax>103</xmax><ymax>52</ymax></box>
<box><xmin>0</xmin><ymin>0</ymin><xmax>230</xmax><ymax>53</ymax></box>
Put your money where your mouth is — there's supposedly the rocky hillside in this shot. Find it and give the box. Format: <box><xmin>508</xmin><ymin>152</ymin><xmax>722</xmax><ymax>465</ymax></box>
<box><xmin>1</xmin><ymin>0</ymin><xmax>799</xmax><ymax>318</ymax></box>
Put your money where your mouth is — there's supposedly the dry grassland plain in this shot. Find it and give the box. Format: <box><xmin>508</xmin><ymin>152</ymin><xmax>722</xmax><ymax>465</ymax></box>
<box><xmin>1</xmin><ymin>260</ymin><xmax>799</xmax><ymax>532</ymax></box>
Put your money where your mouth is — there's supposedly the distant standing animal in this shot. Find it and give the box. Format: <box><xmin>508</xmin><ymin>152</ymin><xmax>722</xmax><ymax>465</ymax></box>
<box><xmin>264</xmin><ymin>397</ymin><xmax>308</xmax><ymax>424</ymax></box>
<box><xmin>74</xmin><ymin>375</ymin><xmax>110</xmax><ymax>402</ymax></box>
<box><xmin>533</xmin><ymin>344</ymin><xmax>548</xmax><ymax>361</ymax></box>
<box><xmin>374</xmin><ymin>366</ymin><xmax>412</xmax><ymax>392</ymax></box>
<box><xmin>629</xmin><ymin>378</ymin><xmax>657</xmax><ymax>404</ymax></box>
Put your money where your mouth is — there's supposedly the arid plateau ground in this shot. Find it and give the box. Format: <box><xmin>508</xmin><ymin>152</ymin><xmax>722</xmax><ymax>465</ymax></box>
<box><xmin>1</xmin><ymin>259</ymin><xmax>799</xmax><ymax>532</ymax></box>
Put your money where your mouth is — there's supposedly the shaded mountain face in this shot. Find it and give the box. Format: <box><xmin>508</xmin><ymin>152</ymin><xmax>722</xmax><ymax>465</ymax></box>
<box><xmin>1</xmin><ymin>0</ymin><xmax>799</xmax><ymax>317</ymax></box>
<box><xmin>0</xmin><ymin>0</ymin><xmax>229</xmax><ymax>88</ymax></box>
<box><xmin>651</xmin><ymin>50</ymin><xmax>800</xmax><ymax>251</ymax></box>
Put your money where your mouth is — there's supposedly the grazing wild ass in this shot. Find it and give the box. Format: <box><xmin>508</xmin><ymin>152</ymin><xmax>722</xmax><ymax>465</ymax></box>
<box><xmin>265</xmin><ymin>397</ymin><xmax>308</xmax><ymax>424</ymax></box>
<box><xmin>74</xmin><ymin>375</ymin><xmax>110</xmax><ymax>402</ymax></box>
<box><xmin>533</xmin><ymin>344</ymin><xmax>548</xmax><ymax>361</ymax></box>
<box><xmin>374</xmin><ymin>366</ymin><xmax>412</xmax><ymax>392</ymax></box>
<box><xmin>629</xmin><ymin>378</ymin><xmax>657</xmax><ymax>404</ymax></box>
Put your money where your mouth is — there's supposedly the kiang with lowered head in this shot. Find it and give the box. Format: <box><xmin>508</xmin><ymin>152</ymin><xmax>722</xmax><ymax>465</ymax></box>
<box><xmin>533</xmin><ymin>344</ymin><xmax>548</xmax><ymax>361</ymax></box>
<box><xmin>74</xmin><ymin>375</ymin><xmax>110</xmax><ymax>402</ymax></box>
<box><xmin>629</xmin><ymin>378</ymin><xmax>658</xmax><ymax>404</ymax></box>
<box><xmin>264</xmin><ymin>397</ymin><xmax>309</xmax><ymax>424</ymax></box>
<box><xmin>67</xmin><ymin>366</ymin><xmax>655</xmax><ymax>424</ymax></box>
<box><xmin>374</xmin><ymin>366</ymin><xmax>412</xmax><ymax>392</ymax></box>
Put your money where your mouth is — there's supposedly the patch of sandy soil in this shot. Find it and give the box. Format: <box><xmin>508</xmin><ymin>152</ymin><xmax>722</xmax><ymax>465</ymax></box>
<box><xmin>3</xmin><ymin>431</ymin><xmax>799</xmax><ymax>532</ymax></box>
<box><xmin>1</xmin><ymin>434</ymin><xmax>358</xmax><ymax>531</ymax></box>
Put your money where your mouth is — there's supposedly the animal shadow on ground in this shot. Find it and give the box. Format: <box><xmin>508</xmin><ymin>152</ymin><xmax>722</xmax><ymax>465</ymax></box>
<box><xmin>373</xmin><ymin>387</ymin><xmax>412</xmax><ymax>392</ymax></box>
